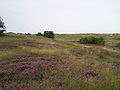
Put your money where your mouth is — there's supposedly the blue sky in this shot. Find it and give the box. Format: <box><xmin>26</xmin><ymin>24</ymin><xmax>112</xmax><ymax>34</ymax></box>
<box><xmin>0</xmin><ymin>0</ymin><xmax>120</xmax><ymax>33</ymax></box>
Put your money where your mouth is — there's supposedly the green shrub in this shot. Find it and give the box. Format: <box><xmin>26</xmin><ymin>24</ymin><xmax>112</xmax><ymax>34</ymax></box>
<box><xmin>25</xmin><ymin>33</ymin><xmax>31</xmax><ymax>35</ymax></box>
<box><xmin>43</xmin><ymin>31</ymin><xmax>54</xmax><ymax>39</ymax></box>
<box><xmin>36</xmin><ymin>32</ymin><xmax>42</xmax><ymax>36</ymax></box>
<box><xmin>79</xmin><ymin>36</ymin><xmax>105</xmax><ymax>45</ymax></box>
<box><xmin>116</xmin><ymin>42</ymin><xmax>120</xmax><ymax>49</ymax></box>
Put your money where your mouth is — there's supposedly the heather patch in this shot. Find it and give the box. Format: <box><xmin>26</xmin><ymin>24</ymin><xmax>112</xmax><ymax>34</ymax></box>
<box><xmin>112</xmin><ymin>54</ymin><xmax>120</xmax><ymax>58</ymax></box>
<box><xmin>6</xmin><ymin>82</ymin><xmax>32</xmax><ymax>90</ymax></box>
<box><xmin>55</xmin><ymin>78</ymin><xmax>66</xmax><ymax>90</ymax></box>
<box><xmin>0</xmin><ymin>54</ymin><xmax>65</xmax><ymax>89</ymax></box>
<box><xmin>74</xmin><ymin>51</ymin><xmax>84</xmax><ymax>56</ymax></box>
<box><xmin>112</xmin><ymin>61</ymin><xmax>120</xmax><ymax>67</ymax></box>
<box><xmin>80</xmin><ymin>70</ymin><xmax>99</xmax><ymax>81</ymax></box>
<box><xmin>100</xmin><ymin>49</ymin><xmax>114</xmax><ymax>55</ymax></box>
<box><xmin>20</xmin><ymin>40</ymin><xmax>38</xmax><ymax>47</ymax></box>
<box><xmin>72</xmin><ymin>49</ymin><xmax>86</xmax><ymax>56</ymax></box>
<box><xmin>99</xmin><ymin>49</ymin><xmax>120</xmax><ymax>58</ymax></box>
<box><xmin>21</xmin><ymin>40</ymin><xmax>62</xmax><ymax>49</ymax></box>
<box><xmin>0</xmin><ymin>43</ymin><xmax>18</xmax><ymax>50</ymax></box>
<box><xmin>0</xmin><ymin>69</ymin><xmax>15</xmax><ymax>80</ymax></box>
<box><xmin>11</xmin><ymin>54</ymin><xmax>62</xmax><ymax>62</ymax></box>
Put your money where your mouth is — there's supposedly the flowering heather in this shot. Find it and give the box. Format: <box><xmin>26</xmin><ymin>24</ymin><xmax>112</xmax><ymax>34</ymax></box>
<box><xmin>7</xmin><ymin>61</ymin><xmax>56</xmax><ymax>78</ymax></box>
<box><xmin>10</xmin><ymin>54</ymin><xmax>61</xmax><ymax>70</ymax></box>
<box><xmin>72</xmin><ymin>48</ymin><xmax>87</xmax><ymax>56</ymax></box>
<box><xmin>26</xmin><ymin>40</ymin><xmax>39</xmax><ymax>44</ymax></box>
<box><xmin>0</xmin><ymin>44</ymin><xmax>18</xmax><ymax>50</ymax></box>
<box><xmin>7</xmin><ymin>82</ymin><xmax>24</xmax><ymax>90</ymax></box>
<box><xmin>80</xmin><ymin>70</ymin><xmax>99</xmax><ymax>81</ymax></box>
<box><xmin>6</xmin><ymin>82</ymin><xmax>32</xmax><ymax>90</ymax></box>
<box><xmin>0</xmin><ymin>68</ymin><xmax>15</xmax><ymax>81</ymax></box>
<box><xmin>55</xmin><ymin>78</ymin><xmax>65</xmax><ymax>90</ymax></box>
<box><xmin>84</xmin><ymin>70</ymin><xmax>98</xmax><ymax>77</ymax></box>
<box><xmin>112</xmin><ymin>61</ymin><xmax>120</xmax><ymax>67</ymax></box>
<box><xmin>112</xmin><ymin>54</ymin><xmax>120</xmax><ymax>58</ymax></box>
<box><xmin>100</xmin><ymin>49</ymin><xmax>114</xmax><ymax>56</ymax></box>
<box><xmin>11</xmin><ymin>54</ymin><xmax>62</xmax><ymax>62</ymax></box>
<box><xmin>0</xmin><ymin>53</ymin><xmax>64</xmax><ymax>89</ymax></box>
<box><xmin>20</xmin><ymin>40</ymin><xmax>62</xmax><ymax>48</ymax></box>
<box><xmin>21</xmin><ymin>68</ymin><xmax>37</xmax><ymax>76</ymax></box>
<box><xmin>100</xmin><ymin>49</ymin><xmax>120</xmax><ymax>58</ymax></box>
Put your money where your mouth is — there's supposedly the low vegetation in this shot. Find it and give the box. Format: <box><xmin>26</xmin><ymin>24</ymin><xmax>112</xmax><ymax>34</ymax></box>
<box><xmin>0</xmin><ymin>33</ymin><xmax>120</xmax><ymax>90</ymax></box>
<box><xmin>79</xmin><ymin>36</ymin><xmax>105</xmax><ymax>45</ymax></box>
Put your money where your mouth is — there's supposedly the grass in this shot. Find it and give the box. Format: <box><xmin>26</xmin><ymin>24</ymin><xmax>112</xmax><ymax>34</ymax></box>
<box><xmin>0</xmin><ymin>33</ymin><xmax>120</xmax><ymax>90</ymax></box>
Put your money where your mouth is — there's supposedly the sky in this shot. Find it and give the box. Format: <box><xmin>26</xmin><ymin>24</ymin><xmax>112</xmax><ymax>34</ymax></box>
<box><xmin>0</xmin><ymin>0</ymin><xmax>120</xmax><ymax>34</ymax></box>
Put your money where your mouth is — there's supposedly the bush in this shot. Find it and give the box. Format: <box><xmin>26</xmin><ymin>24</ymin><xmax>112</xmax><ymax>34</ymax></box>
<box><xmin>116</xmin><ymin>42</ymin><xmax>120</xmax><ymax>49</ymax></box>
<box><xmin>36</xmin><ymin>32</ymin><xmax>42</xmax><ymax>36</ymax></box>
<box><xmin>25</xmin><ymin>33</ymin><xmax>31</xmax><ymax>35</ymax></box>
<box><xmin>79</xmin><ymin>36</ymin><xmax>105</xmax><ymax>45</ymax></box>
<box><xmin>43</xmin><ymin>31</ymin><xmax>54</xmax><ymax>39</ymax></box>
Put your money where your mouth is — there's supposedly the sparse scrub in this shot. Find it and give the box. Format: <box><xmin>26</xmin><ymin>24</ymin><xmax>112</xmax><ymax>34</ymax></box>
<box><xmin>79</xmin><ymin>36</ymin><xmax>105</xmax><ymax>45</ymax></box>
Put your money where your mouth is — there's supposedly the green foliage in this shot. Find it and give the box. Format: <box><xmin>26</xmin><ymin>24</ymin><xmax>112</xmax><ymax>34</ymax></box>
<box><xmin>25</xmin><ymin>33</ymin><xmax>31</xmax><ymax>35</ymax></box>
<box><xmin>116</xmin><ymin>42</ymin><xmax>120</xmax><ymax>49</ymax></box>
<box><xmin>79</xmin><ymin>36</ymin><xmax>105</xmax><ymax>45</ymax></box>
<box><xmin>0</xmin><ymin>30</ymin><xmax>6</xmax><ymax>34</ymax></box>
<box><xmin>0</xmin><ymin>17</ymin><xmax>6</xmax><ymax>36</ymax></box>
<box><xmin>36</xmin><ymin>32</ymin><xmax>42</xmax><ymax>36</ymax></box>
<box><xmin>43</xmin><ymin>31</ymin><xmax>54</xmax><ymax>39</ymax></box>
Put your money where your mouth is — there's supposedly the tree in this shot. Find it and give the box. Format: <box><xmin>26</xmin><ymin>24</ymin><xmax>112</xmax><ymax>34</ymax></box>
<box><xmin>43</xmin><ymin>31</ymin><xmax>54</xmax><ymax>39</ymax></box>
<box><xmin>0</xmin><ymin>16</ymin><xmax>6</xmax><ymax>35</ymax></box>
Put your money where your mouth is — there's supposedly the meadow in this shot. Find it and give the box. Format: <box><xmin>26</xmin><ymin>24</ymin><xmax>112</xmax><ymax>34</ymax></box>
<box><xmin>0</xmin><ymin>33</ymin><xmax>120</xmax><ymax>90</ymax></box>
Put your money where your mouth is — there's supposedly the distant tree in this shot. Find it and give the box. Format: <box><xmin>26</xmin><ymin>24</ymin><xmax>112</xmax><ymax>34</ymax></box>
<box><xmin>25</xmin><ymin>33</ymin><xmax>31</xmax><ymax>35</ymax></box>
<box><xmin>0</xmin><ymin>16</ymin><xmax>6</xmax><ymax>36</ymax></box>
<box><xmin>36</xmin><ymin>32</ymin><xmax>42</xmax><ymax>36</ymax></box>
<box><xmin>43</xmin><ymin>31</ymin><xmax>54</xmax><ymax>39</ymax></box>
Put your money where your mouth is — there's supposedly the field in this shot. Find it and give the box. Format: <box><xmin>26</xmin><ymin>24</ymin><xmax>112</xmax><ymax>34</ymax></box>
<box><xmin>0</xmin><ymin>33</ymin><xmax>120</xmax><ymax>90</ymax></box>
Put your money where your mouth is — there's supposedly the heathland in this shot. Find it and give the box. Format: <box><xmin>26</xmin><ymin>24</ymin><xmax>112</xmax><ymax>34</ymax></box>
<box><xmin>0</xmin><ymin>33</ymin><xmax>120</xmax><ymax>90</ymax></box>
